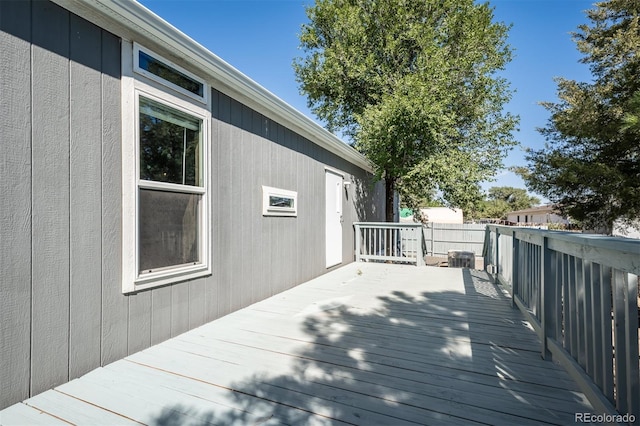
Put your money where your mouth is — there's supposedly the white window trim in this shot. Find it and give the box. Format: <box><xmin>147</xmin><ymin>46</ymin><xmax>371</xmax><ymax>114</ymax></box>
<box><xmin>122</xmin><ymin>41</ymin><xmax>212</xmax><ymax>294</ymax></box>
<box><xmin>133</xmin><ymin>42</ymin><xmax>208</xmax><ymax>104</ymax></box>
<box><xmin>262</xmin><ymin>186</ymin><xmax>298</xmax><ymax>217</ymax></box>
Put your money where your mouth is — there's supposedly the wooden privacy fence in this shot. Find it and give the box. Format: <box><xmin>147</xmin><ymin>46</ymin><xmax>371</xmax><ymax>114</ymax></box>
<box><xmin>484</xmin><ymin>225</ymin><xmax>640</xmax><ymax>421</ymax></box>
<box><xmin>423</xmin><ymin>223</ymin><xmax>486</xmax><ymax>256</ymax></box>
<box><xmin>354</xmin><ymin>222</ymin><xmax>425</xmax><ymax>266</ymax></box>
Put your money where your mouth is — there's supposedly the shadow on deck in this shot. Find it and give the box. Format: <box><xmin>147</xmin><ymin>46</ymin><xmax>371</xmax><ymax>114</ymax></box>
<box><xmin>145</xmin><ymin>265</ymin><xmax>592</xmax><ymax>425</ymax></box>
<box><xmin>4</xmin><ymin>263</ymin><xmax>598</xmax><ymax>425</ymax></box>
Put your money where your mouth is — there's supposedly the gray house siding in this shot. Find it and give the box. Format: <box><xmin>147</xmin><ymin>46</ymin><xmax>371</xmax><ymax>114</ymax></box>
<box><xmin>210</xmin><ymin>88</ymin><xmax>384</xmax><ymax>318</ymax></box>
<box><xmin>1</xmin><ymin>0</ymin><xmax>123</xmax><ymax>408</ymax></box>
<box><xmin>0</xmin><ymin>0</ymin><xmax>383</xmax><ymax>410</ymax></box>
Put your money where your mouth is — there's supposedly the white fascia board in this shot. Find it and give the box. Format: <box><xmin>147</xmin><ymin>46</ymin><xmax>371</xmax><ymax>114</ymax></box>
<box><xmin>52</xmin><ymin>0</ymin><xmax>373</xmax><ymax>173</ymax></box>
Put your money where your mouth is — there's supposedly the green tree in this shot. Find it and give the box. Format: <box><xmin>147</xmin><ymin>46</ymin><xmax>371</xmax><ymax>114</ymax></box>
<box><xmin>294</xmin><ymin>0</ymin><xmax>518</xmax><ymax>221</ymax></box>
<box><xmin>487</xmin><ymin>186</ymin><xmax>540</xmax><ymax>211</ymax></box>
<box><xmin>467</xmin><ymin>186</ymin><xmax>540</xmax><ymax>220</ymax></box>
<box><xmin>521</xmin><ymin>0</ymin><xmax>640</xmax><ymax>233</ymax></box>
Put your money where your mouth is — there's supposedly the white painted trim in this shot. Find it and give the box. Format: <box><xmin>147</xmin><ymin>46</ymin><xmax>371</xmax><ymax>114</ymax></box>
<box><xmin>121</xmin><ymin>41</ymin><xmax>137</xmax><ymax>294</ymax></box>
<box><xmin>138</xmin><ymin>180</ymin><xmax>206</xmax><ymax>194</ymax></box>
<box><xmin>262</xmin><ymin>185</ymin><xmax>297</xmax><ymax>217</ymax></box>
<box><xmin>51</xmin><ymin>0</ymin><xmax>373</xmax><ymax>173</ymax></box>
<box><xmin>323</xmin><ymin>165</ymin><xmax>346</xmax><ymax>177</ymax></box>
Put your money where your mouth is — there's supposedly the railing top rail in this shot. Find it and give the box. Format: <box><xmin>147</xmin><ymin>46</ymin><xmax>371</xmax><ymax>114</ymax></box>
<box><xmin>353</xmin><ymin>222</ymin><xmax>423</xmax><ymax>229</ymax></box>
<box><xmin>486</xmin><ymin>224</ymin><xmax>640</xmax><ymax>274</ymax></box>
<box><xmin>486</xmin><ymin>224</ymin><xmax>640</xmax><ymax>252</ymax></box>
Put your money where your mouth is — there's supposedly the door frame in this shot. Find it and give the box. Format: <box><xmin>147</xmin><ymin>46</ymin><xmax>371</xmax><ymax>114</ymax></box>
<box><xmin>325</xmin><ymin>167</ymin><xmax>344</xmax><ymax>268</ymax></box>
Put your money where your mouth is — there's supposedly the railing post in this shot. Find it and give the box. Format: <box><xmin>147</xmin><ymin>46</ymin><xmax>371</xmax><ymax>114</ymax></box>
<box><xmin>482</xmin><ymin>226</ymin><xmax>491</xmax><ymax>272</ymax></box>
<box><xmin>354</xmin><ymin>223</ymin><xmax>361</xmax><ymax>262</ymax></box>
<box><xmin>495</xmin><ymin>227</ymin><xmax>500</xmax><ymax>283</ymax></box>
<box><xmin>511</xmin><ymin>232</ymin><xmax>519</xmax><ymax>309</ymax></box>
<box><xmin>430</xmin><ymin>223</ymin><xmax>435</xmax><ymax>256</ymax></box>
<box><xmin>416</xmin><ymin>225</ymin><xmax>424</xmax><ymax>266</ymax></box>
<box><xmin>612</xmin><ymin>271</ymin><xmax>640</xmax><ymax>418</ymax></box>
<box><xmin>540</xmin><ymin>236</ymin><xmax>555</xmax><ymax>359</ymax></box>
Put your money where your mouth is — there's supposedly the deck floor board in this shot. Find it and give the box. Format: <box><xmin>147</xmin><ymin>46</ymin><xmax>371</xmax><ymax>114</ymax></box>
<box><xmin>1</xmin><ymin>263</ymin><xmax>603</xmax><ymax>425</ymax></box>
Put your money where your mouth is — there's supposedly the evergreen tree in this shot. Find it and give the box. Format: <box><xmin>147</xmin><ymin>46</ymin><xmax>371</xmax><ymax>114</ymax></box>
<box><xmin>522</xmin><ymin>0</ymin><xmax>640</xmax><ymax>233</ymax></box>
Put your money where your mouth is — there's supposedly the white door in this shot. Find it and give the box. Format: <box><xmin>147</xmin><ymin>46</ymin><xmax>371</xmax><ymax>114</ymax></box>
<box><xmin>325</xmin><ymin>170</ymin><xmax>343</xmax><ymax>268</ymax></box>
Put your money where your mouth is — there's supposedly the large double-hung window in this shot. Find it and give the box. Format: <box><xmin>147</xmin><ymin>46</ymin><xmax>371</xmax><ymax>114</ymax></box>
<box><xmin>123</xmin><ymin>43</ymin><xmax>211</xmax><ymax>293</ymax></box>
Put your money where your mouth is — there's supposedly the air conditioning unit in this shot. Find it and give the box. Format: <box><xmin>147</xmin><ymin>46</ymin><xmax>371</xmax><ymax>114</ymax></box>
<box><xmin>486</xmin><ymin>264</ymin><xmax>498</xmax><ymax>274</ymax></box>
<box><xmin>447</xmin><ymin>250</ymin><xmax>475</xmax><ymax>268</ymax></box>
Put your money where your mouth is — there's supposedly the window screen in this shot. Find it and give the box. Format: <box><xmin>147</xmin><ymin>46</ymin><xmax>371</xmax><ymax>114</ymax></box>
<box><xmin>138</xmin><ymin>189</ymin><xmax>200</xmax><ymax>273</ymax></box>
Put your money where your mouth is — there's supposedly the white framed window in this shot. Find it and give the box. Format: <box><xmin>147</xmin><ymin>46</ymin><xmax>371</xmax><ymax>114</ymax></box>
<box><xmin>122</xmin><ymin>42</ymin><xmax>211</xmax><ymax>293</ymax></box>
<box><xmin>262</xmin><ymin>186</ymin><xmax>297</xmax><ymax>217</ymax></box>
<box><xmin>134</xmin><ymin>43</ymin><xmax>207</xmax><ymax>104</ymax></box>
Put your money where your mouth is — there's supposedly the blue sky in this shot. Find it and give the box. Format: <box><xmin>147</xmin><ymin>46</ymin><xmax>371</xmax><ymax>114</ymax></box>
<box><xmin>138</xmin><ymin>0</ymin><xmax>595</xmax><ymax>200</ymax></box>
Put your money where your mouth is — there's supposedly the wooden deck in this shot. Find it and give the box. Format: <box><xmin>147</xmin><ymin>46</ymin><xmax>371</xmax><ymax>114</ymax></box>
<box><xmin>1</xmin><ymin>263</ymin><xmax>601</xmax><ymax>425</ymax></box>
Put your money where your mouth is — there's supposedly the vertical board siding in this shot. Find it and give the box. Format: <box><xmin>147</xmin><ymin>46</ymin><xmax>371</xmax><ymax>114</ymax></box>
<box><xmin>0</xmin><ymin>0</ymin><xmax>32</xmax><ymax>409</ymax></box>
<box><xmin>209</xmin><ymin>87</ymin><xmax>383</xmax><ymax>312</ymax></box>
<box><xmin>170</xmin><ymin>285</ymin><xmax>190</xmax><ymax>337</ymax></box>
<box><xmin>215</xmin><ymin>114</ymin><xmax>233</xmax><ymax>317</ymax></box>
<box><xmin>252</xmin><ymin>132</ymin><xmax>270</xmax><ymax>303</ymax></box>
<box><xmin>68</xmin><ymin>14</ymin><xmax>103</xmax><ymax>381</ymax></box>
<box><xmin>127</xmin><ymin>292</ymin><xmax>151</xmax><ymax>355</ymax></box>
<box><xmin>188</xmin><ymin>279</ymin><xmax>207</xmax><ymax>329</ymax></box>
<box><xmin>0</xmin><ymin>0</ymin><xmax>383</xmax><ymax>410</ymax></box>
<box><xmin>205</xmin><ymin>119</ymin><xmax>220</xmax><ymax>324</ymax></box>
<box><xmin>0</xmin><ymin>0</ymin><xmax>126</xmax><ymax>408</ymax></box>
<box><xmin>230</xmin><ymin>125</ymin><xmax>244</xmax><ymax>311</ymax></box>
<box><xmin>150</xmin><ymin>286</ymin><xmax>172</xmax><ymax>345</ymax></box>
<box><xmin>239</xmin><ymin>131</ymin><xmax>254</xmax><ymax>307</ymax></box>
<box><xmin>100</xmin><ymin>28</ymin><xmax>127</xmax><ymax>367</ymax></box>
<box><xmin>30</xmin><ymin>0</ymin><xmax>71</xmax><ymax>396</ymax></box>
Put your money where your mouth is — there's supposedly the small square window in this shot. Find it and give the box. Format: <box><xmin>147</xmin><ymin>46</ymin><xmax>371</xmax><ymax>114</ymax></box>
<box><xmin>262</xmin><ymin>186</ymin><xmax>297</xmax><ymax>217</ymax></box>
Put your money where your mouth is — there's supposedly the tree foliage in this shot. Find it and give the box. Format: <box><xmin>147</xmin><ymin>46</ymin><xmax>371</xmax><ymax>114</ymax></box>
<box><xmin>294</xmin><ymin>0</ymin><xmax>518</xmax><ymax>221</ymax></box>
<box><xmin>466</xmin><ymin>186</ymin><xmax>540</xmax><ymax>220</ymax></box>
<box><xmin>521</xmin><ymin>0</ymin><xmax>640</xmax><ymax>232</ymax></box>
<box><xmin>487</xmin><ymin>186</ymin><xmax>540</xmax><ymax>211</ymax></box>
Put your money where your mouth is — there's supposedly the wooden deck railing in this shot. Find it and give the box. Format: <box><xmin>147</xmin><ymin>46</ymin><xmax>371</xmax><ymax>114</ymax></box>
<box><xmin>483</xmin><ymin>225</ymin><xmax>640</xmax><ymax>421</ymax></box>
<box><xmin>354</xmin><ymin>222</ymin><xmax>425</xmax><ymax>266</ymax></box>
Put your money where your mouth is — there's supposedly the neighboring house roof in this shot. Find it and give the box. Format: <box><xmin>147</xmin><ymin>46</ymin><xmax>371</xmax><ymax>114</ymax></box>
<box><xmin>53</xmin><ymin>0</ymin><xmax>372</xmax><ymax>173</ymax></box>
<box><xmin>507</xmin><ymin>204</ymin><xmax>560</xmax><ymax>216</ymax></box>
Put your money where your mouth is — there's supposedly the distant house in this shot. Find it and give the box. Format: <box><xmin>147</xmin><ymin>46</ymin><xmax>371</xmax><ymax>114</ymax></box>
<box><xmin>613</xmin><ymin>220</ymin><xmax>640</xmax><ymax>239</ymax></box>
<box><xmin>0</xmin><ymin>0</ymin><xmax>385</xmax><ymax>409</ymax></box>
<box><xmin>506</xmin><ymin>205</ymin><xmax>570</xmax><ymax>226</ymax></box>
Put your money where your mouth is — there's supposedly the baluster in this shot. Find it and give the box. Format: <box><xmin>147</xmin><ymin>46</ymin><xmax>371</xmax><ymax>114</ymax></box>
<box><xmin>576</xmin><ymin>257</ymin><xmax>586</xmax><ymax>368</ymax></box>
<box><xmin>541</xmin><ymin>236</ymin><xmax>554</xmax><ymax>359</ymax></box>
<box><xmin>612</xmin><ymin>270</ymin><xmax>640</xmax><ymax>417</ymax></box>
<box><xmin>512</xmin><ymin>234</ymin><xmax>519</xmax><ymax>309</ymax></box>
<box><xmin>584</xmin><ymin>259</ymin><xmax>594</xmax><ymax>376</ymax></box>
